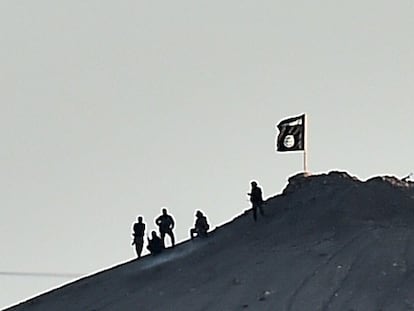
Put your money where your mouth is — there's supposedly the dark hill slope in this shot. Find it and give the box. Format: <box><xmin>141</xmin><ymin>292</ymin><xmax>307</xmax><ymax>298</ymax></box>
<box><xmin>7</xmin><ymin>171</ymin><xmax>414</xmax><ymax>311</ymax></box>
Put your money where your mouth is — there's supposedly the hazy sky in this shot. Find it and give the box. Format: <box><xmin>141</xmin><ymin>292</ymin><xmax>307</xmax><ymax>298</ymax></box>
<box><xmin>1</xmin><ymin>0</ymin><xmax>413</xmax><ymax>308</ymax></box>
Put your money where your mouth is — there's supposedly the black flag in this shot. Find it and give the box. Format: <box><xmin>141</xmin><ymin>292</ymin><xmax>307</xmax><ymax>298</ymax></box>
<box><xmin>276</xmin><ymin>114</ymin><xmax>305</xmax><ymax>152</ymax></box>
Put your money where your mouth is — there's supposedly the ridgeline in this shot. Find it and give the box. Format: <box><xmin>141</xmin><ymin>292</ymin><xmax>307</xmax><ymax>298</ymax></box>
<box><xmin>7</xmin><ymin>171</ymin><xmax>414</xmax><ymax>311</ymax></box>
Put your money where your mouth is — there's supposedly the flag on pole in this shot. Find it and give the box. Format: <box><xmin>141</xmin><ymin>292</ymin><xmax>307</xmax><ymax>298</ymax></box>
<box><xmin>276</xmin><ymin>114</ymin><xmax>305</xmax><ymax>152</ymax></box>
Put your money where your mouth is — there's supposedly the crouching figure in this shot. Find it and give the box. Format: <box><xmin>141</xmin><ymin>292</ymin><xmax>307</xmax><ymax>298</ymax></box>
<box><xmin>190</xmin><ymin>210</ymin><xmax>210</xmax><ymax>239</ymax></box>
<box><xmin>147</xmin><ymin>231</ymin><xmax>164</xmax><ymax>255</ymax></box>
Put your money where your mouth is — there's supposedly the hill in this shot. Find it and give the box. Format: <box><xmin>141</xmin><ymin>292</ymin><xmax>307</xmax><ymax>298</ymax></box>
<box><xmin>6</xmin><ymin>171</ymin><xmax>414</xmax><ymax>311</ymax></box>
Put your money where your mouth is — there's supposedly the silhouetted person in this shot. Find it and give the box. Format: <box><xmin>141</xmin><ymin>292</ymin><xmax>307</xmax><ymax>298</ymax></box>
<box><xmin>247</xmin><ymin>181</ymin><xmax>264</xmax><ymax>221</ymax></box>
<box><xmin>155</xmin><ymin>208</ymin><xmax>176</xmax><ymax>247</ymax></box>
<box><xmin>132</xmin><ymin>216</ymin><xmax>146</xmax><ymax>259</ymax></box>
<box><xmin>147</xmin><ymin>231</ymin><xmax>164</xmax><ymax>255</ymax></box>
<box><xmin>190</xmin><ymin>210</ymin><xmax>210</xmax><ymax>239</ymax></box>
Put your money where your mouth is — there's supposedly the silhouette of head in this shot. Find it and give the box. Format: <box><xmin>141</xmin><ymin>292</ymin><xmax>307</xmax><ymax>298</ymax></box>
<box><xmin>251</xmin><ymin>181</ymin><xmax>257</xmax><ymax>187</ymax></box>
<box><xmin>138</xmin><ymin>216</ymin><xmax>143</xmax><ymax>222</ymax></box>
<box><xmin>151</xmin><ymin>231</ymin><xmax>157</xmax><ymax>238</ymax></box>
<box><xmin>196</xmin><ymin>210</ymin><xmax>203</xmax><ymax>217</ymax></box>
<box><xmin>162</xmin><ymin>208</ymin><xmax>167</xmax><ymax>215</ymax></box>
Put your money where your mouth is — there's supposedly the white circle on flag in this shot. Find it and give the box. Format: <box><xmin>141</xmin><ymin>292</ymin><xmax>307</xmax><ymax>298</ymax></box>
<box><xmin>283</xmin><ymin>135</ymin><xmax>295</xmax><ymax>148</ymax></box>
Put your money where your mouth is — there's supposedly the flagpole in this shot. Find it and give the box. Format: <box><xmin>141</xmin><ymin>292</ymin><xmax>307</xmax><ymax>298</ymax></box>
<box><xmin>303</xmin><ymin>113</ymin><xmax>308</xmax><ymax>174</ymax></box>
<box><xmin>303</xmin><ymin>148</ymin><xmax>307</xmax><ymax>173</ymax></box>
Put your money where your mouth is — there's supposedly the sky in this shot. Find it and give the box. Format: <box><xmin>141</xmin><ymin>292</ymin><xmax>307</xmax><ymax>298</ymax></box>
<box><xmin>1</xmin><ymin>0</ymin><xmax>413</xmax><ymax>309</ymax></box>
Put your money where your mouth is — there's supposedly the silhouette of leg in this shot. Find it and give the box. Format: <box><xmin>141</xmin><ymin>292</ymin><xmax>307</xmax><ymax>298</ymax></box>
<box><xmin>135</xmin><ymin>239</ymin><xmax>144</xmax><ymax>258</ymax></box>
<box><xmin>252</xmin><ymin>205</ymin><xmax>257</xmax><ymax>221</ymax></box>
<box><xmin>168</xmin><ymin>230</ymin><xmax>175</xmax><ymax>247</ymax></box>
<box><xmin>160</xmin><ymin>231</ymin><xmax>166</xmax><ymax>247</ymax></box>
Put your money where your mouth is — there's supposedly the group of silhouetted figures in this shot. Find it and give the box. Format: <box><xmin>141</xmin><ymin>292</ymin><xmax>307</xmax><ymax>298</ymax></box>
<box><xmin>131</xmin><ymin>208</ymin><xmax>210</xmax><ymax>258</ymax></box>
<box><xmin>131</xmin><ymin>181</ymin><xmax>264</xmax><ymax>259</ymax></box>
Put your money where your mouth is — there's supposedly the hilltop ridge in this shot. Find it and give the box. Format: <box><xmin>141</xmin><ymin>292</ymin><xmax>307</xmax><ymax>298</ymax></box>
<box><xmin>7</xmin><ymin>171</ymin><xmax>414</xmax><ymax>311</ymax></box>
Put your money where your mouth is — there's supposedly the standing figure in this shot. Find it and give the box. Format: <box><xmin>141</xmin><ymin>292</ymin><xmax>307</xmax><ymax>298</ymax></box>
<box><xmin>247</xmin><ymin>181</ymin><xmax>264</xmax><ymax>221</ymax></box>
<box><xmin>190</xmin><ymin>210</ymin><xmax>210</xmax><ymax>239</ymax></box>
<box><xmin>132</xmin><ymin>216</ymin><xmax>146</xmax><ymax>258</ymax></box>
<box><xmin>147</xmin><ymin>231</ymin><xmax>164</xmax><ymax>255</ymax></box>
<box><xmin>155</xmin><ymin>208</ymin><xmax>176</xmax><ymax>247</ymax></box>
